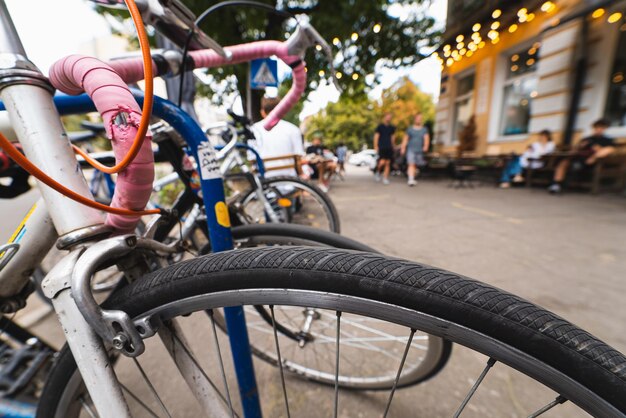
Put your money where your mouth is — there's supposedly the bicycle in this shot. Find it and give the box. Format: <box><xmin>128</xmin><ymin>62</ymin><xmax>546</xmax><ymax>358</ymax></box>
<box><xmin>0</xmin><ymin>1</ymin><xmax>625</xmax><ymax>417</ymax></box>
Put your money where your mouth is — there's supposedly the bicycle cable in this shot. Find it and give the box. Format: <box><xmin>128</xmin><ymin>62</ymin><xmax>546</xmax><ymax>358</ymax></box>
<box><xmin>0</xmin><ymin>0</ymin><xmax>161</xmax><ymax>217</ymax></box>
<box><xmin>177</xmin><ymin>1</ymin><xmax>296</xmax><ymax>108</ymax></box>
<box><xmin>72</xmin><ymin>0</ymin><xmax>154</xmax><ymax>175</ymax></box>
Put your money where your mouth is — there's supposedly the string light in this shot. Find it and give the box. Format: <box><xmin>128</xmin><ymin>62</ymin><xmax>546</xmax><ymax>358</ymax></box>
<box><xmin>518</xmin><ymin>8</ymin><xmax>528</xmax><ymax>17</ymax></box>
<box><xmin>352</xmin><ymin>73</ymin><xmax>359</xmax><ymax>80</ymax></box>
<box><xmin>472</xmin><ymin>23</ymin><xmax>481</xmax><ymax>32</ymax></box>
<box><xmin>512</xmin><ymin>54</ymin><xmax>520</xmax><ymax>62</ymax></box>
<box><xmin>319</xmin><ymin>70</ymin><xmax>325</xmax><ymax>77</ymax></box>
<box><xmin>509</xmin><ymin>24</ymin><xmax>519</xmax><ymax>33</ymax></box>
<box><xmin>488</xmin><ymin>30</ymin><xmax>499</xmax><ymax>40</ymax></box>
<box><xmin>541</xmin><ymin>1</ymin><xmax>556</xmax><ymax>13</ymax></box>
<box><xmin>316</xmin><ymin>45</ymin><xmax>323</xmax><ymax>51</ymax></box>
<box><xmin>336</xmin><ymin>72</ymin><xmax>342</xmax><ymax>79</ymax></box>
<box><xmin>443</xmin><ymin>44</ymin><xmax>451</xmax><ymax>52</ymax></box>
<box><xmin>608</xmin><ymin>12</ymin><xmax>623</xmax><ymax>24</ymax></box>
<box><xmin>491</xmin><ymin>21</ymin><xmax>500</xmax><ymax>30</ymax></box>
<box><xmin>526</xmin><ymin>13</ymin><xmax>535</xmax><ymax>22</ymax></box>
<box><xmin>373</xmin><ymin>23</ymin><xmax>382</xmax><ymax>33</ymax></box>
<box><xmin>456</xmin><ymin>34</ymin><xmax>464</xmax><ymax>42</ymax></box>
<box><xmin>351</xmin><ymin>32</ymin><xmax>359</xmax><ymax>41</ymax></box>
<box><xmin>460</xmin><ymin>48</ymin><xmax>467</xmax><ymax>56</ymax></box>
<box><xmin>457</xmin><ymin>42</ymin><xmax>465</xmax><ymax>49</ymax></box>
<box><xmin>492</xmin><ymin>9</ymin><xmax>501</xmax><ymax>19</ymax></box>
<box><xmin>333</xmin><ymin>37</ymin><xmax>340</xmax><ymax>45</ymax></box>
<box><xmin>444</xmin><ymin>50</ymin><xmax>451</xmax><ymax>57</ymax></box>
<box><xmin>492</xmin><ymin>37</ymin><xmax>500</xmax><ymax>44</ymax></box>
<box><xmin>467</xmin><ymin>50</ymin><xmax>474</xmax><ymax>57</ymax></box>
<box><xmin>592</xmin><ymin>8</ymin><xmax>605</xmax><ymax>19</ymax></box>
<box><xmin>446</xmin><ymin>58</ymin><xmax>454</xmax><ymax>67</ymax></box>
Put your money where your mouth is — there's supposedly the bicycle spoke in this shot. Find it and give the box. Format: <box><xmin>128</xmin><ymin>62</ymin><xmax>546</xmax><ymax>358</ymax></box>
<box><xmin>78</xmin><ymin>396</ymin><xmax>99</xmax><ymax>418</ymax></box>
<box><xmin>209</xmin><ymin>309</ymin><xmax>235</xmax><ymax>418</ymax></box>
<box><xmin>120</xmin><ymin>382</ymin><xmax>160</xmax><ymax>418</ymax></box>
<box><xmin>132</xmin><ymin>357</ymin><xmax>172</xmax><ymax>418</ymax></box>
<box><xmin>270</xmin><ymin>305</ymin><xmax>291</xmax><ymax>418</ymax></box>
<box><xmin>453</xmin><ymin>358</ymin><xmax>497</xmax><ymax>418</ymax></box>
<box><xmin>334</xmin><ymin>311</ymin><xmax>341</xmax><ymax>418</ymax></box>
<box><xmin>382</xmin><ymin>329</ymin><xmax>416</xmax><ymax>418</ymax></box>
<box><xmin>527</xmin><ymin>395</ymin><xmax>567</xmax><ymax>418</ymax></box>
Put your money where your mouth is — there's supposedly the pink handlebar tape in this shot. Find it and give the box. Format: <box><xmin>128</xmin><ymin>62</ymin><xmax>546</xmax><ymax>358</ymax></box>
<box><xmin>108</xmin><ymin>41</ymin><xmax>307</xmax><ymax>130</ymax></box>
<box><xmin>49</xmin><ymin>55</ymin><xmax>154</xmax><ymax>234</ymax></box>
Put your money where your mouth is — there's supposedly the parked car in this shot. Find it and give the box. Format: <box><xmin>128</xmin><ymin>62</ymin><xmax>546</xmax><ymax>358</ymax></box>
<box><xmin>349</xmin><ymin>149</ymin><xmax>377</xmax><ymax>168</ymax></box>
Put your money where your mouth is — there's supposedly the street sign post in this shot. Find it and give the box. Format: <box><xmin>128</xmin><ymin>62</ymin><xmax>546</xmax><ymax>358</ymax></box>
<box><xmin>250</xmin><ymin>58</ymin><xmax>278</xmax><ymax>89</ymax></box>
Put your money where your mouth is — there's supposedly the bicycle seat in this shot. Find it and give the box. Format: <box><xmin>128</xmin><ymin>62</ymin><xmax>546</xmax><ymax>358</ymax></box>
<box><xmin>68</xmin><ymin>131</ymin><xmax>97</xmax><ymax>144</ymax></box>
<box><xmin>80</xmin><ymin>121</ymin><xmax>106</xmax><ymax>134</ymax></box>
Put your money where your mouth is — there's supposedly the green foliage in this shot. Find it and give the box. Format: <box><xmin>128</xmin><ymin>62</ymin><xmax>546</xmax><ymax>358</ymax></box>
<box><xmin>378</xmin><ymin>76</ymin><xmax>435</xmax><ymax>141</ymax></box>
<box><xmin>305</xmin><ymin>95</ymin><xmax>377</xmax><ymax>151</ymax></box>
<box><xmin>304</xmin><ymin>77</ymin><xmax>435</xmax><ymax>151</ymax></box>
<box><xmin>97</xmin><ymin>1</ymin><xmax>441</xmax><ymax>119</ymax></box>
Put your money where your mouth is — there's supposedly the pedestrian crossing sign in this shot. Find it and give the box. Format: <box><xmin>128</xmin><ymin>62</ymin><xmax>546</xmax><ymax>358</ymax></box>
<box><xmin>250</xmin><ymin>58</ymin><xmax>278</xmax><ymax>89</ymax></box>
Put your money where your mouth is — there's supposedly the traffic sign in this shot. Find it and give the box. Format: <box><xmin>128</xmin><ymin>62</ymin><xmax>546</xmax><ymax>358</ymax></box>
<box><xmin>250</xmin><ymin>58</ymin><xmax>278</xmax><ymax>89</ymax></box>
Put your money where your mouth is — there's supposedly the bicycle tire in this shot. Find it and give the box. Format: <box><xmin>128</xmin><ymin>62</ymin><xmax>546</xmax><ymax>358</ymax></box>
<box><xmin>38</xmin><ymin>247</ymin><xmax>626</xmax><ymax>417</ymax></box>
<box><xmin>220</xmin><ymin>223</ymin><xmax>452</xmax><ymax>390</ymax></box>
<box><xmin>236</xmin><ymin>176</ymin><xmax>341</xmax><ymax>233</ymax></box>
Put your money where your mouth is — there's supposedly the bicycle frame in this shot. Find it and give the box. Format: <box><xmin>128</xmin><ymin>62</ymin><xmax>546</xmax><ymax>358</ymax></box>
<box><xmin>0</xmin><ymin>4</ymin><xmax>262</xmax><ymax>416</ymax></box>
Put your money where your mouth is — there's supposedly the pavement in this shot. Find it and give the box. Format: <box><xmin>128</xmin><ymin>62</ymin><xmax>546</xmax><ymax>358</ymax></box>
<box><xmin>2</xmin><ymin>167</ymin><xmax>626</xmax><ymax>417</ymax></box>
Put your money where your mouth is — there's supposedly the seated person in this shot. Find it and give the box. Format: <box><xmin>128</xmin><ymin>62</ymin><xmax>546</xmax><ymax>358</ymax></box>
<box><xmin>500</xmin><ymin>129</ymin><xmax>555</xmax><ymax>188</ymax></box>
<box><xmin>548</xmin><ymin>119</ymin><xmax>615</xmax><ymax>194</ymax></box>
<box><xmin>250</xmin><ymin>96</ymin><xmax>304</xmax><ymax>178</ymax></box>
<box><xmin>305</xmin><ymin>134</ymin><xmax>336</xmax><ymax>192</ymax></box>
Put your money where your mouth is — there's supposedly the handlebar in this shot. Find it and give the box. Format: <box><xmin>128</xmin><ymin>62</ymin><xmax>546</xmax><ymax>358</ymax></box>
<box><xmin>108</xmin><ymin>40</ymin><xmax>307</xmax><ymax>130</ymax></box>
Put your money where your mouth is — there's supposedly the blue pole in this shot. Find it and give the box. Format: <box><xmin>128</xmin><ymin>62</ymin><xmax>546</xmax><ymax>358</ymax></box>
<box><xmin>3</xmin><ymin>92</ymin><xmax>263</xmax><ymax>418</ymax></box>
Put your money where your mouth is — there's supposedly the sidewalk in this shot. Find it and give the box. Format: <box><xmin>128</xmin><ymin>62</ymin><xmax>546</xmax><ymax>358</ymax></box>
<box><xmin>331</xmin><ymin>166</ymin><xmax>626</xmax><ymax>353</ymax></box>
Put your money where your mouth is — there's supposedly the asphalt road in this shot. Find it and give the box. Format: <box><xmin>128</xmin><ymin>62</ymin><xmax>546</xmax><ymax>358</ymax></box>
<box><xmin>3</xmin><ymin>167</ymin><xmax>626</xmax><ymax>417</ymax></box>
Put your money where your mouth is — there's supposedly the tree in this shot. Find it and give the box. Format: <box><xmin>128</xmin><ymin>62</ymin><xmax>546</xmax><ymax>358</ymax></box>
<box><xmin>97</xmin><ymin>1</ymin><xmax>441</xmax><ymax>120</ymax></box>
<box><xmin>377</xmin><ymin>77</ymin><xmax>436</xmax><ymax>143</ymax></box>
<box><xmin>304</xmin><ymin>95</ymin><xmax>378</xmax><ymax>151</ymax></box>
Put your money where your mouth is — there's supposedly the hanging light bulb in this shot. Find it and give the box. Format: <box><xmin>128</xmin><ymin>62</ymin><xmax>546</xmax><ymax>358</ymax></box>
<box><xmin>608</xmin><ymin>12</ymin><xmax>623</xmax><ymax>24</ymax></box>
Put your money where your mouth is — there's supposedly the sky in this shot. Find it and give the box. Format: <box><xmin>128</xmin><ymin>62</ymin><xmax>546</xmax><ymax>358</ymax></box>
<box><xmin>4</xmin><ymin>0</ymin><xmax>447</xmax><ymax>119</ymax></box>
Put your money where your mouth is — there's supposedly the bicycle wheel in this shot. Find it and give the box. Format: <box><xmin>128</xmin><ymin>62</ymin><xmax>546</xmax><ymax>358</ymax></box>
<box><xmin>38</xmin><ymin>247</ymin><xmax>626</xmax><ymax>417</ymax></box>
<box><xmin>217</xmin><ymin>224</ymin><xmax>452</xmax><ymax>390</ymax></box>
<box><xmin>235</xmin><ymin>176</ymin><xmax>341</xmax><ymax>233</ymax></box>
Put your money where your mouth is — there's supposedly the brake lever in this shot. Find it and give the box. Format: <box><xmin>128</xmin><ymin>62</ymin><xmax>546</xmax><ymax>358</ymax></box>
<box><xmin>286</xmin><ymin>15</ymin><xmax>342</xmax><ymax>92</ymax></box>
<box><xmin>90</xmin><ymin>0</ymin><xmax>230</xmax><ymax>58</ymax></box>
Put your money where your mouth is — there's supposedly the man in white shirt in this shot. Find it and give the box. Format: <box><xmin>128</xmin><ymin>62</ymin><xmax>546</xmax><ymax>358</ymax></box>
<box><xmin>250</xmin><ymin>97</ymin><xmax>305</xmax><ymax>178</ymax></box>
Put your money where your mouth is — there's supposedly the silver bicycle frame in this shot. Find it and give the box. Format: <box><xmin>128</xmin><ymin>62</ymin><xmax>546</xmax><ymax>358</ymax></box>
<box><xmin>0</xmin><ymin>1</ymin><xmax>135</xmax><ymax>415</ymax></box>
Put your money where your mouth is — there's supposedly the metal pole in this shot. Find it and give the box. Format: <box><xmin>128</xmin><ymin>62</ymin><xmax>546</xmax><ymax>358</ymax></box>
<box><xmin>247</xmin><ymin>63</ymin><xmax>252</xmax><ymax>119</ymax></box>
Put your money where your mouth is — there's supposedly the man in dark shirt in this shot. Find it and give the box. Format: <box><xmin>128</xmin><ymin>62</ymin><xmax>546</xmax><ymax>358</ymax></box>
<box><xmin>549</xmin><ymin>119</ymin><xmax>616</xmax><ymax>194</ymax></box>
<box><xmin>374</xmin><ymin>113</ymin><xmax>396</xmax><ymax>185</ymax></box>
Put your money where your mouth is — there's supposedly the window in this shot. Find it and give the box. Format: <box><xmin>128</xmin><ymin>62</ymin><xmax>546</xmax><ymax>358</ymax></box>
<box><xmin>605</xmin><ymin>28</ymin><xmax>626</xmax><ymax>127</ymax></box>
<box><xmin>499</xmin><ymin>43</ymin><xmax>540</xmax><ymax>136</ymax></box>
<box><xmin>452</xmin><ymin>72</ymin><xmax>475</xmax><ymax>143</ymax></box>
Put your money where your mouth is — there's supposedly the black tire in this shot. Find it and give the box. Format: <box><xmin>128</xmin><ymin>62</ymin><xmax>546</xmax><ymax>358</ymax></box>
<box><xmin>237</xmin><ymin>176</ymin><xmax>341</xmax><ymax>233</ymax></box>
<box><xmin>38</xmin><ymin>247</ymin><xmax>626</xmax><ymax>417</ymax></box>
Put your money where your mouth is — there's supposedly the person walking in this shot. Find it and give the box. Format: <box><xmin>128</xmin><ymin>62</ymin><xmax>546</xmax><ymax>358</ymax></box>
<box><xmin>374</xmin><ymin>113</ymin><xmax>396</xmax><ymax>185</ymax></box>
<box><xmin>400</xmin><ymin>113</ymin><xmax>430</xmax><ymax>187</ymax></box>
<box><xmin>336</xmin><ymin>142</ymin><xmax>348</xmax><ymax>176</ymax></box>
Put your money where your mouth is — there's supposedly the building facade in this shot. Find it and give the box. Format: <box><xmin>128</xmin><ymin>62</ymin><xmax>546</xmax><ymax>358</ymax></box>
<box><xmin>434</xmin><ymin>0</ymin><xmax>626</xmax><ymax>155</ymax></box>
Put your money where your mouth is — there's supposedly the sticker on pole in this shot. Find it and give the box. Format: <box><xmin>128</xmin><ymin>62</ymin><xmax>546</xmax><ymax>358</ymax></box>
<box><xmin>250</xmin><ymin>58</ymin><xmax>278</xmax><ymax>89</ymax></box>
<box><xmin>197</xmin><ymin>142</ymin><xmax>220</xmax><ymax>180</ymax></box>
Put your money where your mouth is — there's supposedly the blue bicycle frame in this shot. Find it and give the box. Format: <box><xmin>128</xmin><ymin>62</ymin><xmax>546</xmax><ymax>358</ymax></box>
<box><xmin>2</xmin><ymin>92</ymin><xmax>263</xmax><ymax>417</ymax></box>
